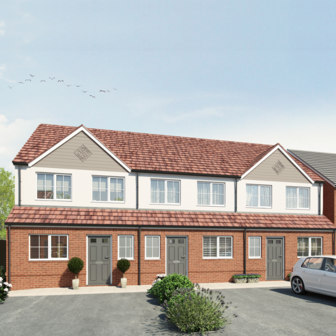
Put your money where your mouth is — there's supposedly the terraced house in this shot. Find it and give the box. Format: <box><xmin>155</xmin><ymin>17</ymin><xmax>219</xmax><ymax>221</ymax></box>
<box><xmin>6</xmin><ymin>124</ymin><xmax>336</xmax><ymax>290</ymax></box>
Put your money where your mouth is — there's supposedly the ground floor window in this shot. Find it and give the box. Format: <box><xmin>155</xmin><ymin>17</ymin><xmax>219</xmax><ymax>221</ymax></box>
<box><xmin>297</xmin><ymin>237</ymin><xmax>322</xmax><ymax>257</ymax></box>
<box><xmin>30</xmin><ymin>235</ymin><xmax>68</xmax><ymax>260</ymax></box>
<box><xmin>118</xmin><ymin>235</ymin><xmax>134</xmax><ymax>260</ymax></box>
<box><xmin>145</xmin><ymin>236</ymin><xmax>160</xmax><ymax>259</ymax></box>
<box><xmin>249</xmin><ymin>236</ymin><xmax>261</xmax><ymax>258</ymax></box>
<box><xmin>203</xmin><ymin>236</ymin><xmax>232</xmax><ymax>259</ymax></box>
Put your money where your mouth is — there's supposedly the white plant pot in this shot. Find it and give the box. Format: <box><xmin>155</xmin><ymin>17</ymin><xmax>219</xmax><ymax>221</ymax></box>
<box><xmin>72</xmin><ymin>279</ymin><xmax>79</xmax><ymax>290</ymax></box>
<box><xmin>121</xmin><ymin>278</ymin><xmax>127</xmax><ymax>288</ymax></box>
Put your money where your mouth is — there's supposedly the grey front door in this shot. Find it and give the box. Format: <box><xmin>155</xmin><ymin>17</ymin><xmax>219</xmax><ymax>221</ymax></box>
<box><xmin>88</xmin><ymin>236</ymin><xmax>111</xmax><ymax>285</ymax></box>
<box><xmin>167</xmin><ymin>237</ymin><xmax>187</xmax><ymax>276</ymax></box>
<box><xmin>266</xmin><ymin>238</ymin><xmax>283</xmax><ymax>280</ymax></box>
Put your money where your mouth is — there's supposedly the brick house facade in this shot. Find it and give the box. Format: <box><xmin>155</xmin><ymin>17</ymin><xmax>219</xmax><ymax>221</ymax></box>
<box><xmin>6</xmin><ymin>124</ymin><xmax>336</xmax><ymax>290</ymax></box>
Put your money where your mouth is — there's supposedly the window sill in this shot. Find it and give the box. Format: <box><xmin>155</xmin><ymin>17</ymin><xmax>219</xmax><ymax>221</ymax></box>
<box><xmin>91</xmin><ymin>201</ymin><xmax>125</xmax><ymax>204</ymax></box>
<box><xmin>286</xmin><ymin>208</ymin><xmax>310</xmax><ymax>211</ymax></box>
<box><xmin>35</xmin><ymin>199</ymin><xmax>72</xmax><ymax>202</ymax></box>
<box><xmin>246</xmin><ymin>206</ymin><xmax>272</xmax><ymax>209</ymax></box>
<box><xmin>29</xmin><ymin>259</ymin><xmax>69</xmax><ymax>261</ymax></box>
<box><xmin>149</xmin><ymin>203</ymin><xmax>181</xmax><ymax>206</ymax></box>
<box><xmin>196</xmin><ymin>204</ymin><xmax>225</xmax><ymax>207</ymax></box>
<box><xmin>118</xmin><ymin>258</ymin><xmax>134</xmax><ymax>261</ymax></box>
<box><xmin>249</xmin><ymin>257</ymin><xmax>262</xmax><ymax>260</ymax></box>
<box><xmin>203</xmin><ymin>257</ymin><xmax>233</xmax><ymax>260</ymax></box>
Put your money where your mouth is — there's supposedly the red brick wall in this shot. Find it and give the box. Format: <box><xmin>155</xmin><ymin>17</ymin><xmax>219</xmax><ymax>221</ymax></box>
<box><xmin>323</xmin><ymin>182</ymin><xmax>336</xmax><ymax>224</ymax></box>
<box><xmin>6</xmin><ymin>227</ymin><xmax>334</xmax><ymax>290</ymax></box>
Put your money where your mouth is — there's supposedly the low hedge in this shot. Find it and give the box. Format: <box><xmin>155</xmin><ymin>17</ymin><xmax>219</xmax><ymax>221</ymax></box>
<box><xmin>232</xmin><ymin>274</ymin><xmax>261</xmax><ymax>279</ymax></box>
<box><xmin>148</xmin><ymin>273</ymin><xmax>193</xmax><ymax>303</ymax></box>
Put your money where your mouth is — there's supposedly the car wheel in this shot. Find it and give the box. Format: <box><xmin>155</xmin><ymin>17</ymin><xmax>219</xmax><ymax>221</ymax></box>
<box><xmin>291</xmin><ymin>276</ymin><xmax>306</xmax><ymax>295</ymax></box>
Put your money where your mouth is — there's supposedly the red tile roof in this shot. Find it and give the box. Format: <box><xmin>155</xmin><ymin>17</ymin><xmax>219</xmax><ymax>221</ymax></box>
<box><xmin>12</xmin><ymin>124</ymin><xmax>322</xmax><ymax>180</ymax></box>
<box><xmin>6</xmin><ymin>206</ymin><xmax>335</xmax><ymax>229</ymax></box>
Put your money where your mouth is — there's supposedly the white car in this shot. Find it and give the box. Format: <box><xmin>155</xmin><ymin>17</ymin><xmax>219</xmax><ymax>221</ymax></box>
<box><xmin>291</xmin><ymin>255</ymin><xmax>336</xmax><ymax>297</ymax></box>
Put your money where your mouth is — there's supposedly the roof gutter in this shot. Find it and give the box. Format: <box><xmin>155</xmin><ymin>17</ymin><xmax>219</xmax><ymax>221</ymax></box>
<box><xmin>5</xmin><ymin>223</ymin><xmax>336</xmax><ymax>232</ymax></box>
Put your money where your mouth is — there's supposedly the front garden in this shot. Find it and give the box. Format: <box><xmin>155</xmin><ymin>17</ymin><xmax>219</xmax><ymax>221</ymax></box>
<box><xmin>148</xmin><ymin>274</ymin><xmax>238</xmax><ymax>333</ymax></box>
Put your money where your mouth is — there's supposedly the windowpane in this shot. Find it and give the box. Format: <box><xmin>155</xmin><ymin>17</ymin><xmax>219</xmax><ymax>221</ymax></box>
<box><xmin>219</xmin><ymin>237</ymin><xmax>232</xmax><ymax>257</ymax></box>
<box><xmin>324</xmin><ymin>259</ymin><xmax>336</xmax><ymax>273</ymax></box>
<box><xmin>246</xmin><ymin>185</ymin><xmax>258</xmax><ymax>207</ymax></box>
<box><xmin>249</xmin><ymin>237</ymin><xmax>261</xmax><ymax>258</ymax></box>
<box><xmin>286</xmin><ymin>187</ymin><xmax>297</xmax><ymax>208</ymax></box>
<box><xmin>92</xmin><ymin>177</ymin><xmax>108</xmax><ymax>201</ymax></box>
<box><xmin>306</xmin><ymin>257</ymin><xmax>323</xmax><ymax>270</ymax></box>
<box><xmin>51</xmin><ymin>236</ymin><xmax>68</xmax><ymax>259</ymax></box>
<box><xmin>297</xmin><ymin>238</ymin><xmax>309</xmax><ymax>257</ymax></box>
<box><xmin>203</xmin><ymin>237</ymin><xmax>217</xmax><ymax>258</ymax></box>
<box><xmin>37</xmin><ymin>174</ymin><xmax>54</xmax><ymax>199</ymax></box>
<box><xmin>119</xmin><ymin>236</ymin><xmax>133</xmax><ymax>259</ymax></box>
<box><xmin>146</xmin><ymin>246</ymin><xmax>152</xmax><ymax>258</ymax></box>
<box><xmin>110</xmin><ymin>178</ymin><xmax>124</xmax><ymax>202</ymax></box>
<box><xmin>260</xmin><ymin>186</ymin><xmax>271</xmax><ymax>207</ymax></box>
<box><xmin>167</xmin><ymin>181</ymin><xmax>179</xmax><ymax>204</ymax></box>
<box><xmin>198</xmin><ymin>182</ymin><xmax>211</xmax><ymax>205</ymax></box>
<box><xmin>151</xmin><ymin>180</ymin><xmax>165</xmax><ymax>203</ymax></box>
<box><xmin>30</xmin><ymin>235</ymin><xmax>39</xmax><ymax>247</ymax></box>
<box><xmin>299</xmin><ymin>188</ymin><xmax>309</xmax><ymax>209</ymax></box>
<box><xmin>212</xmin><ymin>184</ymin><xmax>224</xmax><ymax>205</ymax></box>
<box><xmin>146</xmin><ymin>236</ymin><xmax>160</xmax><ymax>259</ymax></box>
<box><xmin>311</xmin><ymin>238</ymin><xmax>322</xmax><ymax>256</ymax></box>
<box><xmin>30</xmin><ymin>248</ymin><xmax>39</xmax><ymax>259</ymax></box>
<box><xmin>153</xmin><ymin>245</ymin><xmax>160</xmax><ymax>258</ymax></box>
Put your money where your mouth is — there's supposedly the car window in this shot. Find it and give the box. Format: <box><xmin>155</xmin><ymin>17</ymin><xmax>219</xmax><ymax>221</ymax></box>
<box><xmin>324</xmin><ymin>258</ymin><xmax>336</xmax><ymax>273</ymax></box>
<box><xmin>302</xmin><ymin>257</ymin><xmax>323</xmax><ymax>270</ymax></box>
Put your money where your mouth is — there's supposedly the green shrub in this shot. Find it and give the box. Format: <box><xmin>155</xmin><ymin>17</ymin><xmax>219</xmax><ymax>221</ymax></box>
<box><xmin>117</xmin><ymin>259</ymin><xmax>130</xmax><ymax>277</ymax></box>
<box><xmin>162</xmin><ymin>284</ymin><xmax>237</xmax><ymax>333</ymax></box>
<box><xmin>287</xmin><ymin>273</ymin><xmax>291</xmax><ymax>280</ymax></box>
<box><xmin>232</xmin><ymin>273</ymin><xmax>261</xmax><ymax>279</ymax></box>
<box><xmin>0</xmin><ymin>274</ymin><xmax>12</xmax><ymax>303</ymax></box>
<box><xmin>68</xmin><ymin>257</ymin><xmax>84</xmax><ymax>278</ymax></box>
<box><xmin>148</xmin><ymin>273</ymin><xmax>193</xmax><ymax>303</ymax></box>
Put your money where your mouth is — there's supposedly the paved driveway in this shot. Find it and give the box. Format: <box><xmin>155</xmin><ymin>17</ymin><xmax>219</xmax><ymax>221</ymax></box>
<box><xmin>1</xmin><ymin>287</ymin><xmax>336</xmax><ymax>335</ymax></box>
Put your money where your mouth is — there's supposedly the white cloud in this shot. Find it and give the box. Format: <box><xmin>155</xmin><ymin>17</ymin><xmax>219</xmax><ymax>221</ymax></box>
<box><xmin>0</xmin><ymin>115</ymin><xmax>41</xmax><ymax>172</ymax></box>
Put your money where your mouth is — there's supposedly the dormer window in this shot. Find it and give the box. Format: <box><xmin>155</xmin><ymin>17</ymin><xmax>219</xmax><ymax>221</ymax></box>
<box><xmin>37</xmin><ymin>173</ymin><xmax>72</xmax><ymax>200</ymax></box>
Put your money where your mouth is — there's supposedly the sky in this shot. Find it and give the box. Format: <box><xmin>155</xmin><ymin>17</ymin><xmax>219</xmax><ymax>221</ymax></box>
<box><xmin>1</xmin><ymin>0</ymin><xmax>336</xmax><ymax>172</ymax></box>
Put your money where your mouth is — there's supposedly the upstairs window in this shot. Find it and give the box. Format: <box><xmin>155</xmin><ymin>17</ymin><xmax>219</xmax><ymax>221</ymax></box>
<box><xmin>37</xmin><ymin>174</ymin><xmax>71</xmax><ymax>200</ymax></box>
<box><xmin>197</xmin><ymin>182</ymin><xmax>225</xmax><ymax>206</ymax></box>
<box><xmin>246</xmin><ymin>185</ymin><xmax>271</xmax><ymax>208</ymax></box>
<box><xmin>286</xmin><ymin>187</ymin><xmax>309</xmax><ymax>209</ymax></box>
<box><xmin>150</xmin><ymin>179</ymin><xmax>180</xmax><ymax>204</ymax></box>
<box><xmin>92</xmin><ymin>176</ymin><xmax>124</xmax><ymax>202</ymax></box>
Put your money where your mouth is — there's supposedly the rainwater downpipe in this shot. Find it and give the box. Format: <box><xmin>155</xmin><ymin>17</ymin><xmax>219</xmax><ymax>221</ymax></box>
<box><xmin>318</xmin><ymin>183</ymin><xmax>321</xmax><ymax>215</ymax></box>
<box><xmin>138</xmin><ymin>227</ymin><xmax>141</xmax><ymax>285</ymax></box>
<box><xmin>234</xmin><ymin>178</ymin><xmax>238</xmax><ymax>213</ymax></box>
<box><xmin>334</xmin><ymin>230</ymin><xmax>336</xmax><ymax>255</ymax></box>
<box><xmin>8</xmin><ymin>225</ymin><xmax>11</xmax><ymax>284</ymax></box>
<box><xmin>243</xmin><ymin>229</ymin><xmax>246</xmax><ymax>274</ymax></box>
<box><xmin>18</xmin><ymin>166</ymin><xmax>21</xmax><ymax>206</ymax></box>
<box><xmin>136</xmin><ymin>173</ymin><xmax>139</xmax><ymax>210</ymax></box>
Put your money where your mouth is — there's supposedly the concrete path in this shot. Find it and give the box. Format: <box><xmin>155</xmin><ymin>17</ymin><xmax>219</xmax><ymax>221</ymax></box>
<box><xmin>9</xmin><ymin>281</ymin><xmax>290</xmax><ymax>297</ymax></box>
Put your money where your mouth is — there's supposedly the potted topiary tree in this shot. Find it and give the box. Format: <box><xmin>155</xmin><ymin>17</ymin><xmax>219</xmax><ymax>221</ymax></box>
<box><xmin>68</xmin><ymin>257</ymin><xmax>84</xmax><ymax>290</ymax></box>
<box><xmin>117</xmin><ymin>258</ymin><xmax>130</xmax><ymax>288</ymax></box>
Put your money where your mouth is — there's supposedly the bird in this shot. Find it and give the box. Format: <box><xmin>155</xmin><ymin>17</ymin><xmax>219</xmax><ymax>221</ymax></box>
<box><xmin>18</xmin><ymin>82</ymin><xmax>23</xmax><ymax>84</ymax></box>
<box><xmin>99</xmin><ymin>90</ymin><xmax>106</xmax><ymax>93</ymax></box>
<box><xmin>8</xmin><ymin>86</ymin><xmax>12</xmax><ymax>89</ymax></box>
<box><xmin>82</xmin><ymin>91</ymin><xmax>87</xmax><ymax>93</ymax></box>
<box><xmin>67</xmin><ymin>85</ymin><xmax>71</xmax><ymax>87</ymax></box>
<box><xmin>49</xmin><ymin>77</ymin><xmax>55</xmax><ymax>80</ymax></box>
<box><xmin>57</xmin><ymin>80</ymin><xmax>64</xmax><ymax>82</ymax></box>
<box><xmin>76</xmin><ymin>85</ymin><xmax>81</xmax><ymax>87</ymax></box>
<box><xmin>25</xmin><ymin>79</ymin><xmax>31</xmax><ymax>81</ymax></box>
<box><xmin>29</xmin><ymin>74</ymin><xmax>35</xmax><ymax>77</ymax></box>
<box><xmin>40</xmin><ymin>80</ymin><xmax>46</xmax><ymax>82</ymax></box>
<box><xmin>92</xmin><ymin>96</ymin><xmax>95</xmax><ymax>98</ymax></box>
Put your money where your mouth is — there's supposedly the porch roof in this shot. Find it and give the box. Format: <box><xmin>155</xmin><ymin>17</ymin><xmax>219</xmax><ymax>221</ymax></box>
<box><xmin>6</xmin><ymin>206</ymin><xmax>335</xmax><ymax>230</ymax></box>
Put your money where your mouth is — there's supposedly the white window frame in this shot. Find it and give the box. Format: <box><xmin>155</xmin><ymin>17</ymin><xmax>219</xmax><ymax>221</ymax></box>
<box><xmin>29</xmin><ymin>234</ymin><xmax>69</xmax><ymax>261</ymax></box>
<box><xmin>286</xmin><ymin>186</ymin><xmax>310</xmax><ymax>210</ymax></box>
<box><xmin>145</xmin><ymin>235</ymin><xmax>161</xmax><ymax>260</ymax></box>
<box><xmin>297</xmin><ymin>237</ymin><xmax>323</xmax><ymax>258</ymax></box>
<box><xmin>36</xmin><ymin>173</ymin><xmax>72</xmax><ymax>201</ymax></box>
<box><xmin>92</xmin><ymin>176</ymin><xmax>126</xmax><ymax>203</ymax></box>
<box><xmin>150</xmin><ymin>179</ymin><xmax>181</xmax><ymax>205</ymax></box>
<box><xmin>118</xmin><ymin>235</ymin><xmax>134</xmax><ymax>260</ymax></box>
<box><xmin>248</xmin><ymin>236</ymin><xmax>262</xmax><ymax>259</ymax></box>
<box><xmin>246</xmin><ymin>184</ymin><xmax>272</xmax><ymax>208</ymax></box>
<box><xmin>202</xmin><ymin>236</ymin><xmax>233</xmax><ymax>259</ymax></box>
<box><xmin>197</xmin><ymin>181</ymin><xmax>226</xmax><ymax>207</ymax></box>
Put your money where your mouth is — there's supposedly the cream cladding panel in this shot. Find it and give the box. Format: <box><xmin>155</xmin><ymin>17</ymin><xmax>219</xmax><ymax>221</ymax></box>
<box><xmin>244</xmin><ymin>149</ymin><xmax>309</xmax><ymax>183</ymax></box>
<box><xmin>34</xmin><ymin>131</ymin><xmax>127</xmax><ymax>172</ymax></box>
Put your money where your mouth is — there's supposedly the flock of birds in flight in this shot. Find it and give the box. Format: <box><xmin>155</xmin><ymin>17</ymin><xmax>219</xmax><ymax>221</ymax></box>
<box><xmin>8</xmin><ymin>74</ymin><xmax>117</xmax><ymax>98</ymax></box>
